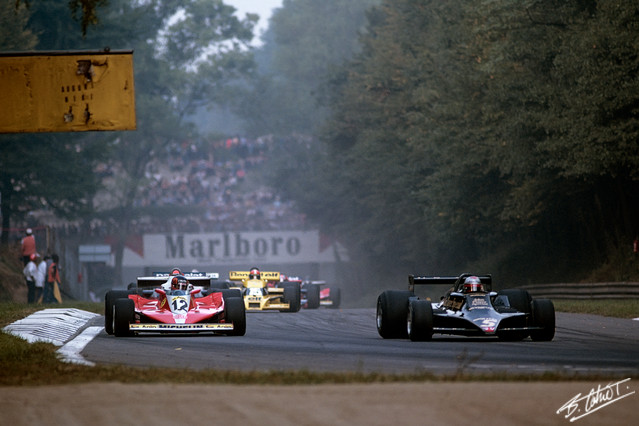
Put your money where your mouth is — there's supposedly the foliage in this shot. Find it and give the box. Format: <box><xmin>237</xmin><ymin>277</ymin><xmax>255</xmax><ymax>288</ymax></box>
<box><xmin>234</xmin><ymin>0</ymin><xmax>381</xmax><ymax>137</ymax></box>
<box><xmin>0</xmin><ymin>134</ymin><xmax>104</xmax><ymax>245</ymax></box>
<box><xmin>293</xmin><ymin>0</ymin><xmax>639</xmax><ymax>282</ymax></box>
<box><xmin>16</xmin><ymin>0</ymin><xmax>107</xmax><ymax>36</ymax></box>
<box><xmin>1</xmin><ymin>1</ymin><xmax>257</xmax><ymax>286</ymax></box>
<box><xmin>1</xmin><ymin>1</ymin><xmax>37</xmax><ymax>50</ymax></box>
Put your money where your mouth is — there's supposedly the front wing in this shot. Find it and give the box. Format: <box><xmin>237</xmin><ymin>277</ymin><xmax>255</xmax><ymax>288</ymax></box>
<box><xmin>242</xmin><ymin>287</ymin><xmax>290</xmax><ymax>311</ymax></box>
<box><xmin>129</xmin><ymin>323</ymin><xmax>234</xmax><ymax>332</ymax></box>
<box><xmin>431</xmin><ymin>306</ymin><xmax>531</xmax><ymax>336</ymax></box>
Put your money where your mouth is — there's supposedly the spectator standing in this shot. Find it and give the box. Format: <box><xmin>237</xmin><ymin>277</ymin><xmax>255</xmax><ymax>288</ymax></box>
<box><xmin>22</xmin><ymin>253</ymin><xmax>37</xmax><ymax>303</ymax></box>
<box><xmin>34</xmin><ymin>253</ymin><xmax>46</xmax><ymax>304</ymax></box>
<box><xmin>21</xmin><ymin>228</ymin><xmax>36</xmax><ymax>266</ymax></box>
<box><xmin>44</xmin><ymin>253</ymin><xmax>62</xmax><ymax>304</ymax></box>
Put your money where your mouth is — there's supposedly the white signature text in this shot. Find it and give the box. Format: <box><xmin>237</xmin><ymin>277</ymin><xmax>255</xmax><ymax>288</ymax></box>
<box><xmin>556</xmin><ymin>378</ymin><xmax>635</xmax><ymax>422</ymax></box>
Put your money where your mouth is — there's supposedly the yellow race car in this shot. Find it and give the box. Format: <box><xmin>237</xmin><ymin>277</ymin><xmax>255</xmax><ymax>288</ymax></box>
<box><xmin>229</xmin><ymin>268</ymin><xmax>301</xmax><ymax>312</ymax></box>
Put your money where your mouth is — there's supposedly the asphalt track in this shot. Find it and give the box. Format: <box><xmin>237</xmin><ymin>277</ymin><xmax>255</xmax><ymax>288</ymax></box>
<box><xmin>81</xmin><ymin>308</ymin><xmax>639</xmax><ymax>376</ymax></box>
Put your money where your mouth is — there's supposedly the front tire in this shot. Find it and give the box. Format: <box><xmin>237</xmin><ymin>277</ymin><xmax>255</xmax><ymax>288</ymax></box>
<box><xmin>113</xmin><ymin>298</ymin><xmax>135</xmax><ymax>337</ymax></box>
<box><xmin>408</xmin><ymin>299</ymin><xmax>433</xmax><ymax>341</ymax></box>
<box><xmin>282</xmin><ymin>283</ymin><xmax>301</xmax><ymax>312</ymax></box>
<box><xmin>329</xmin><ymin>288</ymin><xmax>341</xmax><ymax>309</ymax></box>
<box><xmin>105</xmin><ymin>290</ymin><xmax>130</xmax><ymax>335</ymax></box>
<box><xmin>376</xmin><ymin>290</ymin><xmax>411</xmax><ymax>339</ymax></box>
<box><xmin>224</xmin><ymin>297</ymin><xmax>246</xmax><ymax>336</ymax></box>
<box><xmin>305</xmin><ymin>284</ymin><xmax>320</xmax><ymax>309</ymax></box>
<box><xmin>530</xmin><ymin>298</ymin><xmax>555</xmax><ymax>341</ymax></box>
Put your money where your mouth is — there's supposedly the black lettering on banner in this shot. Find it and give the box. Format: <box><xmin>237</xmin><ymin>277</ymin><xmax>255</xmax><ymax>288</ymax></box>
<box><xmin>208</xmin><ymin>238</ymin><xmax>221</xmax><ymax>257</ymax></box>
<box><xmin>224</xmin><ymin>233</ymin><xmax>230</xmax><ymax>257</ymax></box>
<box><xmin>271</xmin><ymin>237</ymin><xmax>283</xmax><ymax>255</ymax></box>
<box><xmin>254</xmin><ymin>238</ymin><xmax>267</xmax><ymax>256</ymax></box>
<box><xmin>166</xmin><ymin>235</ymin><xmax>185</xmax><ymax>258</ymax></box>
<box><xmin>190</xmin><ymin>239</ymin><xmax>204</xmax><ymax>258</ymax></box>
<box><xmin>287</xmin><ymin>237</ymin><xmax>301</xmax><ymax>255</ymax></box>
<box><xmin>235</xmin><ymin>233</ymin><xmax>249</xmax><ymax>256</ymax></box>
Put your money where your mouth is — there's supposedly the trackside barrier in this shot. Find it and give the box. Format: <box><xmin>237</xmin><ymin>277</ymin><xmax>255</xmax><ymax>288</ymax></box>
<box><xmin>518</xmin><ymin>282</ymin><xmax>639</xmax><ymax>299</ymax></box>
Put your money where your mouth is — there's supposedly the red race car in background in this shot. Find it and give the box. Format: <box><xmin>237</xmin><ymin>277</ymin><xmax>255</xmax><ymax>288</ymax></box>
<box><xmin>280</xmin><ymin>275</ymin><xmax>341</xmax><ymax>309</ymax></box>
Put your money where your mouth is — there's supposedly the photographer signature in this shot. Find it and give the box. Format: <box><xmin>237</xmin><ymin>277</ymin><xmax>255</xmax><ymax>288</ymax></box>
<box><xmin>557</xmin><ymin>378</ymin><xmax>634</xmax><ymax>422</ymax></box>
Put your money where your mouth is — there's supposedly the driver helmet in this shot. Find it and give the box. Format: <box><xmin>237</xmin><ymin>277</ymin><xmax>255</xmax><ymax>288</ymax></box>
<box><xmin>171</xmin><ymin>275</ymin><xmax>189</xmax><ymax>291</ymax></box>
<box><xmin>170</xmin><ymin>267</ymin><xmax>182</xmax><ymax>276</ymax></box>
<box><xmin>463</xmin><ymin>276</ymin><xmax>484</xmax><ymax>293</ymax></box>
<box><xmin>30</xmin><ymin>253</ymin><xmax>38</xmax><ymax>261</ymax></box>
<box><xmin>249</xmin><ymin>267</ymin><xmax>260</xmax><ymax>280</ymax></box>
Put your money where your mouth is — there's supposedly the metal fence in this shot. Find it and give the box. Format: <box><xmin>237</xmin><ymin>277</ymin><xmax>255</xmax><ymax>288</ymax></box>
<box><xmin>518</xmin><ymin>282</ymin><xmax>639</xmax><ymax>299</ymax></box>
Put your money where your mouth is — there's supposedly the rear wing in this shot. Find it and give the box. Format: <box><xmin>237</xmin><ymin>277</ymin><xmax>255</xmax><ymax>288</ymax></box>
<box><xmin>136</xmin><ymin>271</ymin><xmax>219</xmax><ymax>288</ymax></box>
<box><xmin>229</xmin><ymin>271</ymin><xmax>280</xmax><ymax>281</ymax></box>
<box><xmin>408</xmin><ymin>274</ymin><xmax>492</xmax><ymax>293</ymax></box>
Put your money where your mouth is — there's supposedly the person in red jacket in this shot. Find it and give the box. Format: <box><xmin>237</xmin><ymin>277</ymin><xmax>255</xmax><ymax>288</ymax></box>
<box><xmin>44</xmin><ymin>253</ymin><xmax>61</xmax><ymax>303</ymax></box>
<box><xmin>21</xmin><ymin>228</ymin><xmax>36</xmax><ymax>266</ymax></box>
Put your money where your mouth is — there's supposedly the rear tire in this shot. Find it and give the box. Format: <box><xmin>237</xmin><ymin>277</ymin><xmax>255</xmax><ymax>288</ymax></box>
<box><xmin>105</xmin><ymin>290</ymin><xmax>130</xmax><ymax>335</ymax></box>
<box><xmin>530</xmin><ymin>299</ymin><xmax>555</xmax><ymax>341</ymax></box>
<box><xmin>282</xmin><ymin>283</ymin><xmax>301</xmax><ymax>312</ymax></box>
<box><xmin>306</xmin><ymin>284</ymin><xmax>320</xmax><ymax>309</ymax></box>
<box><xmin>498</xmin><ymin>289</ymin><xmax>532</xmax><ymax>314</ymax></box>
<box><xmin>217</xmin><ymin>288</ymin><xmax>242</xmax><ymax>300</ymax></box>
<box><xmin>408</xmin><ymin>299</ymin><xmax>433</xmax><ymax>341</ymax></box>
<box><xmin>376</xmin><ymin>290</ymin><xmax>411</xmax><ymax>339</ymax></box>
<box><xmin>113</xmin><ymin>298</ymin><xmax>135</xmax><ymax>337</ymax></box>
<box><xmin>329</xmin><ymin>288</ymin><xmax>341</xmax><ymax>309</ymax></box>
<box><xmin>224</xmin><ymin>297</ymin><xmax>246</xmax><ymax>336</ymax></box>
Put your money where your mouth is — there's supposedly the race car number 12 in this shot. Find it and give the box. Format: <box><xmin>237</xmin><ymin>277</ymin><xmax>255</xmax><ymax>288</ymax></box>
<box><xmin>172</xmin><ymin>297</ymin><xmax>188</xmax><ymax>312</ymax></box>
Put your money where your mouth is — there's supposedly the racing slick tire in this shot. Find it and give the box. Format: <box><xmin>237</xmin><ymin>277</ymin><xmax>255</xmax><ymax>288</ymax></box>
<box><xmin>210</xmin><ymin>280</ymin><xmax>231</xmax><ymax>290</ymax></box>
<box><xmin>282</xmin><ymin>282</ymin><xmax>302</xmax><ymax>312</ymax></box>
<box><xmin>376</xmin><ymin>290</ymin><xmax>411</xmax><ymax>339</ymax></box>
<box><xmin>329</xmin><ymin>288</ymin><xmax>341</xmax><ymax>309</ymax></box>
<box><xmin>306</xmin><ymin>283</ymin><xmax>320</xmax><ymax>309</ymax></box>
<box><xmin>113</xmin><ymin>298</ymin><xmax>135</xmax><ymax>337</ymax></box>
<box><xmin>105</xmin><ymin>290</ymin><xmax>131</xmax><ymax>335</ymax></box>
<box><xmin>217</xmin><ymin>288</ymin><xmax>242</xmax><ymax>300</ymax></box>
<box><xmin>529</xmin><ymin>298</ymin><xmax>555</xmax><ymax>341</ymax></box>
<box><xmin>407</xmin><ymin>299</ymin><xmax>433</xmax><ymax>341</ymax></box>
<box><xmin>498</xmin><ymin>289</ymin><xmax>532</xmax><ymax>314</ymax></box>
<box><xmin>223</xmin><ymin>297</ymin><xmax>246</xmax><ymax>336</ymax></box>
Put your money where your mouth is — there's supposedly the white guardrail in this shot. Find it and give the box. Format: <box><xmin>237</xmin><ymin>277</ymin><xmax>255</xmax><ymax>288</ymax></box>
<box><xmin>518</xmin><ymin>282</ymin><xmax>639</xmax><ymax>299</ymax></box>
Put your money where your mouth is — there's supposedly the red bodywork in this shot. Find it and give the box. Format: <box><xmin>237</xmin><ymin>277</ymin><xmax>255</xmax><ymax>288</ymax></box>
<box><xmin>320</xmin><ymin>287</ymin><xmax>331</xmax><ymax>300</ymax></box>
<box><xmin>129</xmin><ymin>288</ymin><xmax>226</xmax><ymax>324</ymax></box>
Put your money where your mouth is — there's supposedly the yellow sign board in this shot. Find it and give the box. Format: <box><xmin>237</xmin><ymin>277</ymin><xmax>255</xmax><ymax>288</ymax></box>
<box><xmin>0</xmin><ymin>50</ymin><xmax>136</xmax><ymax>133</ymax></box>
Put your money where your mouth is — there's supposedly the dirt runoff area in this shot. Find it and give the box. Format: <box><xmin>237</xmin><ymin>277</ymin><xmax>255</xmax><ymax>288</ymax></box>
<box><xmin>1</xmin><ymin>381</ymin><xmax>635</xmax><ymax>425</ymax></box>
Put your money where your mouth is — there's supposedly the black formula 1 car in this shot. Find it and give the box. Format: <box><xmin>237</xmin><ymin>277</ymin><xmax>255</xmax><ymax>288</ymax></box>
<box><xmin>376</xmin><ymin>273</ymin><xmax>555</xmax><ymax>341</ymax></box>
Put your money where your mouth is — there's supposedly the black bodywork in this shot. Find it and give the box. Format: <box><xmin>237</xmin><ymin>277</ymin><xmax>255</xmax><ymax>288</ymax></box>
<box><xmin>376</xmin><ymin>273</ymin><xmax>555</xmax><ymax>341</ymax></box>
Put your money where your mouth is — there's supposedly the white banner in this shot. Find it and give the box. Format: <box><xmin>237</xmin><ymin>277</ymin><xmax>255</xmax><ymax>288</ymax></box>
<box><xmin>127</xmin><ymin>230</ymin><xmax>341</xmax><ymax>265</ymax></box>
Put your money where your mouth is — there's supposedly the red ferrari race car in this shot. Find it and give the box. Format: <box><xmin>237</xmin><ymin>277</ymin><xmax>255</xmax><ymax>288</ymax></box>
<box><xmin>105</xmin><ymin>271</ymin><xmax>246</xmax><ymax>337</ymax></box>
<box><xmin>299</xmin><ymin>279</ymin><xmax>341</xmax><ymax>309</ymax></box>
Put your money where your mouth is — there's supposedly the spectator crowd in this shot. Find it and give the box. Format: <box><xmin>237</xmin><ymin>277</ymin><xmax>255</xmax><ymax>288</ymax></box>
<box><xmin>83</xmin><ymin>135</ymin><xmax>307</xmax><ymax>236</ymax></box>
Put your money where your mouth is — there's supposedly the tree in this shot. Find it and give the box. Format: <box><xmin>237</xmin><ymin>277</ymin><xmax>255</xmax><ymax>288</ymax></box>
<box><xmin>233</xmin><ymin>0</ymin><xmax>381</xmax><ymax>137</ymax></box>
<box><xmin>0</xmin><ymin>1</ymin><xmax>103</xmax><ymax>245</ymax></box>
<box><xmin>16</xmin><ymin>0</ymin><xmax>108</xmax><ymax>36</ymax></box>
<box><xmin>57</xmin><ymin>0</ymin><xmax>256</xmax><ymax>286</ymax></box>
<box><xmin>0</xmin><ymin>134</ymin><xmax>103</xmax><ymax>245</ymax></box>
<box><xmin>313</xmin><ymin>0</ymin><xmax>639</xmax><ymax>282</ymax></box>
<box><xmin>1</xmin><ymin>1</ymin><xmax>37</xmax><ymax>50</ymax></box>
